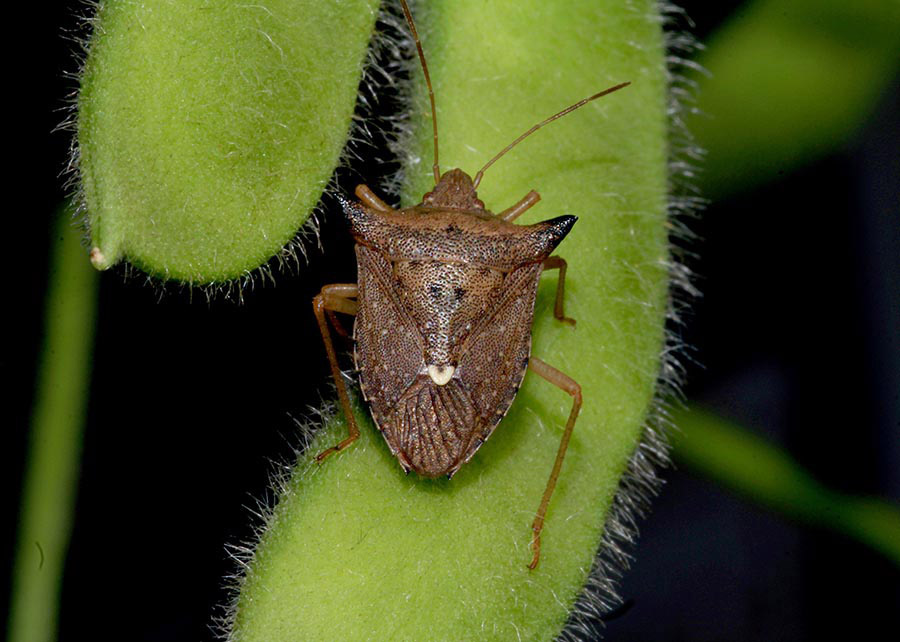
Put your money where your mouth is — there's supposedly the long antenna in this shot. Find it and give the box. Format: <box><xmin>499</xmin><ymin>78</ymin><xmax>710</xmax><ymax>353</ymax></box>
<box><xmin>400</xmin><ymin>0</ymin><xmax>440</xmax><ymax>184</ymax></box>
<box><xmin>472</xmin><ymin>81</ymin><xmax>631</xmax><ymax>189</ymax></box>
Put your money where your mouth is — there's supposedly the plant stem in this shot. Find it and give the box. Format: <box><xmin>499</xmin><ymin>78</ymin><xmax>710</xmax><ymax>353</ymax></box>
<box><xmin>7</xmin><ymin>207</ymin><xmax>98</xmax><ymax>642</ymax></box>
<box><xmin>671</xmin><ymin>405</ymin><xmax>900</xmax><ymax>567</ymax></box>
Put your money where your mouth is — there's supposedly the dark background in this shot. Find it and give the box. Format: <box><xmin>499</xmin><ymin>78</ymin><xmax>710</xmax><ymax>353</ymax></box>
<box><xmin>5</xmin><ymin>2</ymin><xmax>899</xmax><ymax>640</ymax></box>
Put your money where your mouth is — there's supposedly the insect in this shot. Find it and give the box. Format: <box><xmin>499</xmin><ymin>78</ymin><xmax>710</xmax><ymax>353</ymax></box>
<box><xmin>313</xmin><ymin>0</ymin><xmax>629</xmax><ymax>569</ymax></box>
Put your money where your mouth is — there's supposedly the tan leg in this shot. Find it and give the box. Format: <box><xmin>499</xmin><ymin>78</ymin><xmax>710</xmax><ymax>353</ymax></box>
<box><xmin>542</xmin><ymin>256</ymin><xmax>575</xmax><ymax>326</ymax></box>
<box><xmin>320</xmin><ymin>283</ymin><xmax>358</xmax><ymax>313</ymax></box>
<box><xmin>326</xmin><ymin>309</ymin><xmax>351</xmax><ymax>339</ymax></box>
<box><xmin>499</xmin><ymin>190</ymin><xmax>540</xmax><ymax>222</ymax></box>
<box><xmin>321</xmin><ymin>284</ymin><xmax>358</xmax><ymax>339</ymax></box>
<box><xmin>313</xmin><ymin>283</ymin><xmax>360</xmax><ymax>462</ymax></box>
<box><xmin>354</xmin><ymin>184</ymin><xmax>393</xmax><ymax>213</ymax></box>
<box><xmin>526</xmin><ymin>356</ymin><xmax>582</xmax><ymax>569</ymax></box>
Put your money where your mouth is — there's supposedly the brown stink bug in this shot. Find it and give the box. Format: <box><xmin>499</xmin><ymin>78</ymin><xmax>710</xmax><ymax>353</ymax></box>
<box><xmin>313</xmin><ymin>0</ymin><xmax>629</xmax><ymax>569</ymax></box>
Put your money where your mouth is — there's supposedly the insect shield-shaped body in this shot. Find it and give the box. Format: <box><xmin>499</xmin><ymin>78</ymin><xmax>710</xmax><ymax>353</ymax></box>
<box><xmin>343</xmin><ymin>170</ymin><xmax>575</xmax><ymax>478</ymax></box>
<box><xmin>312</xmin><ymin>0</ymin><xmax>628</xmax><ymax>569</ymax></box>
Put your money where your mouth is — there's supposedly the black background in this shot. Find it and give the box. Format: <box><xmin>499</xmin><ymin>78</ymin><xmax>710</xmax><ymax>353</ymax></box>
<box><xmin>5</xmin><ymin>2</ymin><xmax>899</xmax><ymax>640</ymax></box>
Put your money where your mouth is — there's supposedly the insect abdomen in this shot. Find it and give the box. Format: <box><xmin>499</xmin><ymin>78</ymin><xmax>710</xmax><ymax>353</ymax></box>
<box><xmin>391</xmin><ymin>376</ymin><xmax>477</xmax><ymax>477</ymax></box>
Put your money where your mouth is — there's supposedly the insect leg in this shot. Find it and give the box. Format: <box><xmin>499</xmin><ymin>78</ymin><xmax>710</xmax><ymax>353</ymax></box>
<box><xmin>525</xmin><ymin>356</ymin><xmax>582</xmax><ymax>569</ymax></box>
<box><xmin>326</xmin><ymin>308</ymin><xmax>351</xmax><ymax>340</ymax></box>
<box><xmin>541</xmin><ymin>256</ymin><xmax>576</xmax><ymax>326</ymax></box>
<box><xmin>313</xmin><ymin>283</ymin><xmax>360</xmax><ymax>462</ymax></box>
<box><xmin>321</xmin><ymin>283</ymin><xmax>358</xmax><ymax>339</ymax></box>
<box><xmin>354</xmin><ymin>184</ymin><xmax>393</xmax><ymax>213</ymax></box>
<box><xmin>498</xmin><ymin>190</ymin><xmax>540</xmax><ymax>222</ymax></box>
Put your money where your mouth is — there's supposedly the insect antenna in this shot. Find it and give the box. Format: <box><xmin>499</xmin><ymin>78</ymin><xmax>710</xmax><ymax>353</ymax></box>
<box><xmin>400</xmin><ymin>0</ymin><xmax>441</xmax><ymax>184</ymax></box>
<box><xmin>472</xmin><ymin>81</ymin><xmax>631</xmax><ymax>189</ymax></box>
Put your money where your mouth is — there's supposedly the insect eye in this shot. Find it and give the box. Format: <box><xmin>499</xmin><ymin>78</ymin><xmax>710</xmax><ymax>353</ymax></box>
<box><xmin>428</xmin><ymin>283</ymin><xmax>443</xmax><ymax>299</ymax></box>
<box><xmin>453</xmin><ymin>287</ymin><xmax>465</xmax><ymax>302</ymax></box>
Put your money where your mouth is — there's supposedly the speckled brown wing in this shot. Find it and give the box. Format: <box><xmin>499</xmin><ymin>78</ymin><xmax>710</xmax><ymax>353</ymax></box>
<box><xmin>352</xmin><ymin>245</ymin><xmax>542</xmax><ymax>478</ymax></box>
<box><xmin>370</xmin><ymin>263</ymin><xmax>543</xmax><ymax>478</ymax></box>
<box><xmin>456</xmin><ymin>262</ymin><xmax>544</xmax><ymax>464</ymax></box>
<box><xmin>353</xmin><ymin>245</ymin><xmax>425</xmax><ymax>432</ymax></box>
<box><xmin>387</xmin><ymin>375</ymin><xmax>478</xmax><ymax>477</ymax></box>
<box><xmin>354</xmin><ymin>244</ymin><xmax>483</xmax><ymax>477</ymax></box>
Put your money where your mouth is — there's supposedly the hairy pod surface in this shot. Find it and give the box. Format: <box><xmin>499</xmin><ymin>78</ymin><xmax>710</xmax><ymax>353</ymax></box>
<box><xmin>232</xmin><ymin>0</ymin><xmax>669</xmax><ymax>639</ymax></box>
<box><xmin>77</xmin><ymin>0</ymin><xmax>380</xmax><ymax>282</ymax></box>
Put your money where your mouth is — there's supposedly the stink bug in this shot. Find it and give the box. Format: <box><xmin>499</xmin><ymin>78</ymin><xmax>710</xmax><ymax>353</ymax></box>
<box><xmin>313</xmin><ymin>0</ymin><xmax>629</xmax><ymax>569</ymax></box>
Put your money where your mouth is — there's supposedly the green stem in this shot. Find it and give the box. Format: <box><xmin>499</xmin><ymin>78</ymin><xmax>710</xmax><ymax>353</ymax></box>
<box><xmin>671</xmin><ymin>406</ymin><xmax>900</xmax><ymax>567</ymax></box>
<box><xmin>7</xmin><ymin>207</ymin><xmax>98</xmax><ymax>642</ymax></box>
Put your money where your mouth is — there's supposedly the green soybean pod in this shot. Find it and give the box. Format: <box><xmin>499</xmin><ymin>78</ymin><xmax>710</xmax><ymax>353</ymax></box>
<box><xmin>230</xmin><ymin>1</ymin><xmax>672</xmax><ymax>640</ymax></box>
<box><xmin>78</xmin><ymin>0</ymin><xmax>380</xmax><ymax>283</ymax></box>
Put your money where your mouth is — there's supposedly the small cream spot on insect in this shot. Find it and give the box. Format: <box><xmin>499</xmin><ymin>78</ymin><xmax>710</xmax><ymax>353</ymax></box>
<box><xmin>427</xmin><ymin>364</ymin><xmax>455</xmax><ymax>386</ymax></box>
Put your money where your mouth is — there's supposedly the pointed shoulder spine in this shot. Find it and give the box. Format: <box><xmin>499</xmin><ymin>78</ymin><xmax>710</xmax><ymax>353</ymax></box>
<box><xmin>525</xmin><ymin>215</ymin><xmax>578</xmax><ymax>259</ymax></box>
<box><xmin>338</xmin><ymin>193</ymin><xmax>376</xmax><ymax>241</ymax></box>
